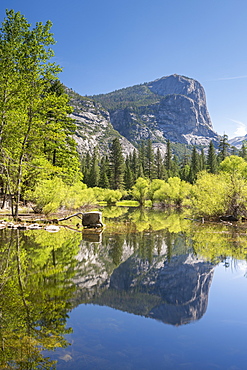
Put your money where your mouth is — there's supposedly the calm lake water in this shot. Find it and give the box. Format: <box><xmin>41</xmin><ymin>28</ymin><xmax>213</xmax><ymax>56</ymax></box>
<box><xmin>1</xmin><ymin>208</ymin><xmax>247</xmax><ymax>369</ymax></box>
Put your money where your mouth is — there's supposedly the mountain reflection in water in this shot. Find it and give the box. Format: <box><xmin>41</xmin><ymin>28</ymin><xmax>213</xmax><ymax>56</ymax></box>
<box><xmin>1</xmin><ymin>209</ymin><xmax>247</xmax><ymax>369</ymax></box>
<box><xmin>76</xmin><ymin>230</ymin><xmax>214</xmax><ymax>326</ymax></box>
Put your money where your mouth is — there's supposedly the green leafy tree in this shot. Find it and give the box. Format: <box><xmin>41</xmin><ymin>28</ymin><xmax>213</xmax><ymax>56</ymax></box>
<box><xmin>0</xmin><ymin>10</ymin><xmax>81</xmax><ymax>219</ymax></box>
<box><xmin>148</xmin><ymin>179</ymin><xmax>165</xmax><ymax>206</ymax></box>
<box><xmin>131</xmin><ymin>177</ymin><xmax>150</xmax><ymax>206</ymax></box>
<box><xmin>220</xmin><ymin>155</ymin><xmax>247</xmax><ymax>218</ymax></box>
<box><xmin>153</xmin><ymin>177</ymin><xmax>192</xmax><ymax>207</ymax></box>
<box><xmin>191</xmin><ymin>171</ymin><xmax>228</xmax><ymax>218</ymax></box>
<box><xmin>25</xmin><ymin>177</ymin><xmax>67</xmax><ymax>214</ymax></box>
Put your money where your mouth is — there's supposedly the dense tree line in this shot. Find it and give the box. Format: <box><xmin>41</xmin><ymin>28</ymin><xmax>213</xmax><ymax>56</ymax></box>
<box><xmin>81</xmin><ymin>134</ymin><xmax>239</xmax><ymax>190</ymax></box>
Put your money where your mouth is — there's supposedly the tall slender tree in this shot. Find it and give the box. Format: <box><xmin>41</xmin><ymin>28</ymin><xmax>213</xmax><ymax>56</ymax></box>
<box><xmin>110</xmin><ymin>138</ymin><xmax>124</xmax><ymax>189</ymax></box>
<box><xmin>165</xmin><ymin>140</ymin><xmax>172</xmax><ymax>178</ymax></box>
<box><xmin>218</xmin><ymin>134</ymin><xmax>229</xmax><ymax>163</ymax></box>
<box><xmin>88</xmin><ymin>147</ymin><xmax>100</xmax><ymax>187</ymax></box>
<box><xmin>207</xmin><ymin>141</ymin><xmax>218</xmax><ymax>174</ymax></box>
<box><xmin>145</xmin><ymin>138</ymin><xmax>154</xmax><ymax>179</ymax></box>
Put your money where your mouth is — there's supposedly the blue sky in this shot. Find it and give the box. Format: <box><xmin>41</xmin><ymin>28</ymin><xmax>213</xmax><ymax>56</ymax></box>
<box><xmin>1</xmin><ymin>0</ymin><xmax>247</xmax><ymax>139</ymax></box>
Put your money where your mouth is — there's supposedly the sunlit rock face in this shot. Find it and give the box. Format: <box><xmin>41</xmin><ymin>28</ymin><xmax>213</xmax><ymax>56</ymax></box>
<box><xmin>67</xmin><ymin>74</ymin><xmax>219</xmax><ymax>155</ymax></box>
<box><xmin>99</xmin><ymin>253</ymin><xmax>214</xmax><ymax>326</ymax></box>
<box><xmin>72</xmin><ymin>231</ymin><xmax>214</xmax><ymax>326</ymax></box>
<box><xmin>66</xmin><ymin>89</ymin><xmax>135</xmax><ymax>156</ymax></box>
<box><xmin>148</xmin><ymin>254</ymin><xmax>214</xmax><ymax>325</ymax></box>
<box><xmin>108</xmin><ymin>74</ymin><xmax>219</xmax><ymax>146</ymax></box>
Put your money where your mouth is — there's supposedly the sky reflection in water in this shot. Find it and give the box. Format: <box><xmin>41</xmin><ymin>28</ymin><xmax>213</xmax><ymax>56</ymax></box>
<box><xmin>1</xmin><ymin>209</ymin><xmax>247</xmax><ymax>369</ymax></box>
<box><xmin>54</xmin><ymin>261</ymin><xmax>247</xmax><ymax>370</ymax></box>
<box><xmin>49</xmin><ymin>212</ymin><xmax>247</xmax><ymax>370</ymax></box>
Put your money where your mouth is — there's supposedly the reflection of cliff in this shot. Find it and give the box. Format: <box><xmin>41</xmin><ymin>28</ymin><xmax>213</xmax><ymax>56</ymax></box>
<box><xmin>92</xmin><ymin>254</ymin><xmax>214</xmax><ymax>326</ymax></box>
<box><xmin>72</xmin><ymin>229</ymin><xmax>214</xmax><ymax>326</ymax></box>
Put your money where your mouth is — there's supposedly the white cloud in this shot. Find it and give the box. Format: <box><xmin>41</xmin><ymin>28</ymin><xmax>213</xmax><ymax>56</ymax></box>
<box><xmin>216</xmin><ymin>75</ymin><xmax>247</xmax><ymax>81</ymax></box>
<box><xmin>207</xmin><ymin>75</ymin><xmax>247</xmax><ymax>82</ymax></box>
<box><xmin>230</xmin><ymin>119</ymin><xmax>247</xmax><ymax>137</ymax></box>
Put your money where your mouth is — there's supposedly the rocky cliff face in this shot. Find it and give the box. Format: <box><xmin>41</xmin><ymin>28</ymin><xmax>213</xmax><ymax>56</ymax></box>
<box><xmin>103</xmin><ymin>253</ymin><xmax>214</xmax><ymax>326</ymax></box>
<box><xmin>67</xmin><ymin>74</ymin><xmax>219</xmax><ymax>155</ymax></box>
<box><xmin>72</xmin><ymin>231</ymin><xmax>214</xmax><ymax>326</ymax></box>
<box><xmin>66</xmin><ymin>88</ymin><xmax>135</xmax><ymax>156</ymax></box>
<box><xmin>93</xmin><ymin>74</ymin><xmax>219</xmax><ymax>147</ymax></box>
<box><xmin>228</xmin><ymin>134</ymin><xmax>247</xmax><ymax>149</ymax></box>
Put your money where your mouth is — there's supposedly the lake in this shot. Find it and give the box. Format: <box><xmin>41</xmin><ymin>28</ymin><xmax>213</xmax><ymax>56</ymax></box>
<box><xmin>0</xmin><ymin>208</ymin><xmax>247</xmax><ymax>369</ymax></box>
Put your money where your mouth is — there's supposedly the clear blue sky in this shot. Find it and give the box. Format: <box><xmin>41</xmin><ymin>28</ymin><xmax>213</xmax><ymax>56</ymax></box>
<box><xmin>1</xmin><ymin>0</ymin><xmax>247</xmax><ymax>139</ymax></box>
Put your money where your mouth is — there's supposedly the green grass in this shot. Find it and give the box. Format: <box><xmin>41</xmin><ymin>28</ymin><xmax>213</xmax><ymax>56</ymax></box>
<box><xmin>116</xmin><ymin>200</ymin><xmax>139</xmax><ymax>207</ymax></box>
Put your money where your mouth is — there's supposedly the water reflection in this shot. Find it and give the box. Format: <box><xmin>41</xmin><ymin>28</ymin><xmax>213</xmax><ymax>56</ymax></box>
<box><xmin>0</xmin><ymin>228</ymin><xmax>81</xmax><ymax>369</ymax></box>
<box><xmin>95</xmin><ymin>254</ymin><xmax>214</xmax><ymax>326</ymax></box>
<box><xmin>0</xmin><ymin>209</ymin><xmax>247</xmax><ymax>368</ymax></box>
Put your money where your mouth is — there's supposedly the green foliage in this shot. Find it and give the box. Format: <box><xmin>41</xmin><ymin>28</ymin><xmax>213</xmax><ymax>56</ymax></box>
<box><xmin>218</xmin><ymin>134</ymin><xmax>230</xmax><ymax>163</ymax></box>
<box><xmin>207</xmin><ymin>140</ymin><xmax>218</xmax><ymax>173</ymax></box>
<box><xmin>131</xmin><ymin>177</ymin><xmax>150</xmax><ymax>206</ymax></box>
<box><xmin>191</xmin><ymin>223</ymin><xmax>247</xmax><ymax>263</ymax></box>
<box><xmin>93</xmin><ymin>187</ymin><xmax>122</xmax><ymax>205</ymax></box>
<box><xmin>219</xmin><ymin>156</ymin><xmax>247</xmax><ymax>217</ymax></box>
<box><xmin>219</xmin><ymin>155</ymin><xmax>247</xmax><ymax>177</ymax></box>
<box><xmin>148</xmin><ymin>179</ymin><xmax>165</xmax><ymax>205</ymax></box>
<box><xmin>63</xmin><ymin>182</ymin><xmax>95</xmax><ymax>209</ymax></box>
<box><xmin>92</xmin><ymin>83</ymin><xmax>159</xmax><ymax>111</ymax></box>
<box><xmin>191</xmin><ymin>171</ymin><xmax>228</xmax><ymax>218</ymax></box>
<box><xmin>0</xmin><ymin>228</ymin><xmax>81</xmax><ymax>368</ymax></box>
<box><xmin>153</xmin><ymin>177</ymin><xmax>192</xmax><ymax>207</ymax></box>
<box><xmin>25</xmin><ymin>177</ymin><xmax>67</xmax><ymax>214</ymax></box>
<box><xmin>25</xmin><ymin>178</ymin><xmax>96</xmax><ymax>214</ymax></box>
<box><xmin>0</xmin><ymin>10</ymin><xmax>81</xmax><ymax>218</ymax></box>
<box><xmin>110</xmin><ymin>138</ymin><xmax>125</xmax><ymax>189</ymax></box>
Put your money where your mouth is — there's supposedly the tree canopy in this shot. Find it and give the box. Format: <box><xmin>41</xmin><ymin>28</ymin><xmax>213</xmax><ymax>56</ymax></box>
<box><xmin>0</xmin><ymin>10</ymin><xmax>81</xmax><ymax>218</ymax></box>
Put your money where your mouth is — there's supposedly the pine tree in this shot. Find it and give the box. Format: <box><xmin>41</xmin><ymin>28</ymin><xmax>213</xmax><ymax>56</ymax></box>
<box><xmin>131</xmin><ymin>149</ymin><xmax>139</xmax><ymax>181</ymax></box>
<box><xmin>200</xmin><ymin>148</ymin><xmax>206</xmax><ymax>171</ymax></box>
<box><xmin>99</xmin><ymin>157</ymin><xmax>110</xmax><ymax>188</ymax></box>
<box><xmin>218</xmin><ymin>134</ymin><xmax>230</xmax><ymax>163</ymax></box>
<box><xmin>110</xmin><ymin>138</ymin><xmax>124</xmax><ymax>189</ymax></box>
<box><xmin>189</xmin><ymin>146</ymin><xmax>200</xmax><ymax>183</ymax></box>
<box><xmin>155</xmin><ymin>147</ymin><xmax>165</xmax><ymax>179</ymax></box>
<box><xmin>207</xmin><ymin>141</ymin><xmax>218</xmax><ymax>173</ymax></box>
<box><xmin>81</xmin><ymin>152</ymin><xmax>91</xmax><ymax>185</ymax></box>
<box><xmin>138</xmin><ymin>141</ymin><xmax>146</xmax><ymax>177</ymax></box>
<box><xmin>239</xmin><ymin>141</ymin><xmax>247</xmax><ymax>160</ymax></box>
<box><xmin>165</xmin><ymin>140</ymin><xmax>172</xmax><ymax>178</ymax></box>
<box><xmin>124</xmin><ymin>158</ymin><xmax>134</xmax><ymax>190</ymax></box>
<box><xmin>145</xmin><ymin>139</ymin><xmax>154</xmax><ymax>179</ymax></box>
<box><xmin>88</xmin><ymin>148</ymin><xmax>100</xmax><ymax>187</ymax></box>
<box><xmin>170</xmin><ymin>155</ymin><xmax>180</xmax><ymax>178</ymax></box>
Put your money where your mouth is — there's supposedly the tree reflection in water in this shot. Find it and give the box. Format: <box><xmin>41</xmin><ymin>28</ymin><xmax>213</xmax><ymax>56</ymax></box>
<box><xmin>1</xmin><ymin>209</ymin><xmax>247</xmax><ymax>367</ymax></box>
<box><xmin>0</xmin><ymin>228</ymin><xmax>81</xmax><ymax>369</ymax></box>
